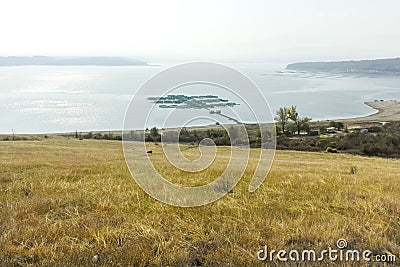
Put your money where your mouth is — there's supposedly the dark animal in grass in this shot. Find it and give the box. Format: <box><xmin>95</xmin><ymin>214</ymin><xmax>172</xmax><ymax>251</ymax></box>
<box><xmin>147</xmin><ymin>150</ymin><xmax>153</xmax><ymax>154</ymax></box>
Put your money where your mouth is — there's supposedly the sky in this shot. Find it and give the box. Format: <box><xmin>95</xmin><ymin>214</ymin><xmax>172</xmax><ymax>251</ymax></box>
<box><xmin>0</xmin><ymin>0</ymin><xmax>399</xmax><ymax>63</ymax></box>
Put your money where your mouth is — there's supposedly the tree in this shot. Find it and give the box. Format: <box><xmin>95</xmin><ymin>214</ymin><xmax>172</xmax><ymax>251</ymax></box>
<box><xmin>148</xmin><ymin>127</ymin><xmax>161</xmax><ymax>142</ymax></box>
<box><xmin>150</xmin><ymin>127</ymin><xmax>159</xmax><ymax>137</ymax></box>
<box><xmin>288</xmin><ymin>105</ymin><xmax>299</xmax><ymax>134</ymax></box>
<box><xmin>275</xmin><ymin>107</ymin><xmax>290</xmax><ymax>134</ymax></box>
<box><xmin>299</xmin><ymin>117</ymin><xmax>312</xmax><ymax>134</ymax></box>
<box><xmin>288</xmin><ymin>105</ymin><xmax>311</xmax><ymax>135</ymax></box>
<box><xmin>329</xmin><ymin>121</ymin><xmax>345</xmax><ymax>131</ymax></box>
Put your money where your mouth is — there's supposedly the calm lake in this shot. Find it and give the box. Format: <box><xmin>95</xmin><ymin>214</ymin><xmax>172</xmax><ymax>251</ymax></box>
<box><xmin>1</xmin><ymin>63</ymin><xmax>399</xmax><ymax>133</ymax></box>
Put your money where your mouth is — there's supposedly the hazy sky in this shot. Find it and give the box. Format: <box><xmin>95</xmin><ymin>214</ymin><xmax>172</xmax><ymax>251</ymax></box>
<box><xmin>1</xmin><ymin>0</ymin><xmax>399</xmax><ymax>63</ymax></box>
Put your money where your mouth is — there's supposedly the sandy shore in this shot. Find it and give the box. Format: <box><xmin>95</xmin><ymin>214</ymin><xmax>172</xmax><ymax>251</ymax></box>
<box><xmin>338</xmin><ymin>100</ymin><xmax>400</xmax><ymax>122</ymax></box>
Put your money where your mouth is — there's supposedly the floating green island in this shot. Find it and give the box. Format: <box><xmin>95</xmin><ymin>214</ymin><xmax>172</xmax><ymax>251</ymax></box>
<box><xmin>147</xmin><ymin>94</ymin><xmax>239</xmax><ymax>111</ymax></box>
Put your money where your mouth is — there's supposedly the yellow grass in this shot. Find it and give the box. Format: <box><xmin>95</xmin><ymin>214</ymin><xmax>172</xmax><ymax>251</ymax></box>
<box><xmin>0</xmin><ymin>137</ymin><xmax>399</xmax><ymax>266</ymax></box>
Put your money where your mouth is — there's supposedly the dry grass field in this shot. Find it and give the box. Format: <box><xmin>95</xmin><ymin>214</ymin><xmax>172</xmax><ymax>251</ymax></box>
<box><xmin>0</xmin><ymin>137</ymin><xmax>399</xmax><ymax>266</ymax></box>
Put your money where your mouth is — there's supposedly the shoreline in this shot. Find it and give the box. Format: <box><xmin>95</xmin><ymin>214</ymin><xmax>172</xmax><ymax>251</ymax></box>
<box><xmin>337</xmin><ymin>100</ymin><xmax>400</xmax><ymax>123</ymax></box>
<box><xmin>1</xmin><ymin>101</ymin><xmax>399</xmax><ymax>136</ymax></box>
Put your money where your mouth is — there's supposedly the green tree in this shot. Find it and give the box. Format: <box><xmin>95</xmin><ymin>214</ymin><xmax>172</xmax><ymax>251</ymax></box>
<box><xmin>150</xmin><ymin>127</ymin><xmax>159</xmax><ymax>137</ymax></box>
<box><xmin>149</xmin><ymin>127</ymin><xmax>161</xmax><ymax>142</ymax></box>
<box><xmin>299</xmin><ymin>117</ymin><xmax>312</xmax><ymax>134</ymax></box>
<box><xmin>288</xmin><ymin>105</ymin><xmax>311</xmax><ymax>135</ymax></box>
<box><xmin>275</xmin><ymin>107</ymin><xmax>290</xmax><ymax>134</ymax></box>
<box><xmin>329</xmin><ymin>121</ymin><xmax>345</xmax><ymax>131</ymax></box>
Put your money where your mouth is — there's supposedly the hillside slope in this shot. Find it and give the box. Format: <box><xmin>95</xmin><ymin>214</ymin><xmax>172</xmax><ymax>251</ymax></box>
<box><xmin>0</xmin><ymin>138</ymin><xmax>398</xmax><ymax>266</ymax></box>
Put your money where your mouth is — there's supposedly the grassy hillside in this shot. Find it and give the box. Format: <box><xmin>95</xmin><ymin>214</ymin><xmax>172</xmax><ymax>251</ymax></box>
<box><xmin>0</xmin><ymin>137</ymin><xmax>399</xmax><ymax>266</ymax></box>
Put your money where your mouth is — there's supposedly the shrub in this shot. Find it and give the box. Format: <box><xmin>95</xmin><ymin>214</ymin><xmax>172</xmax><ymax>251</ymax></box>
<box><xmin>329</xmin><ymin>121</ymin><xmax>344</xmax><ymax>130</ymax></box>
<box><xmin>326</xmin><ymin>147</ymin><xmax>338</xmax><ymax>153</ymax></box>
<box><xmin>350</xmin><ymin>166</ymin><xmax>358</xmax><ymax>174</ymax></box>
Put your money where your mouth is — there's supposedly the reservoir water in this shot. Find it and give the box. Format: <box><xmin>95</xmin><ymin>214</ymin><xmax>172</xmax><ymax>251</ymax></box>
<box><xmin>0</xmin><ymin>63</ymin><xmax>399</xmax><ymax>133</ymax></box>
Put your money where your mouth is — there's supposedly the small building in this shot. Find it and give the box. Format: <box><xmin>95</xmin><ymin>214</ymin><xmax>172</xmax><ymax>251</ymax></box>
<box><xmin>326</xmin><ymin>127</ymin><xmax>336</xmax><ymax>133</ymax></box>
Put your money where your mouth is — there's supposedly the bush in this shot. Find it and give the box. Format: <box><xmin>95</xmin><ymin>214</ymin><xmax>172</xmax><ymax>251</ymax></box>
<box><xmin>83</xmin><ymin>132</ymin><xmax>93</xmax><ymax>139</ymax></box>
<box><xmin>329</xmin><ymin>121</ymin><xmax>344</xmax><ymax>130</ymax></box>
<box><xmin>319</xmin><ymin>126</ymin><xmax>327</xmax><ymax>134</ymax></box>
<box><xmin>326</xmin><ymin>147</ymin><xmax>338</xmax><ymax>153</ymax></box>
<box><xmin>350</xmin><ymin>166</ymin><xmax>358</xmax><ymax>174</ymax></box>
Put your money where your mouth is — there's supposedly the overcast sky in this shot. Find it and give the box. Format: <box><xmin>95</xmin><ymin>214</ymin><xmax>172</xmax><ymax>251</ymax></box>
<box><xmin>1</xmin><ymin>0</ymin><xmax>399</xmax><ymax>63</ymax></box>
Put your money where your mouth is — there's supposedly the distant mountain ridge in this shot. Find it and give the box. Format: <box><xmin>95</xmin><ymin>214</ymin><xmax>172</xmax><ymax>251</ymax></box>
<box><xmin>286</xmin><ymin>58</ymin><xmax>400</xmax><ymax>74</ymax></box>
<box><xmin>0</xmin><ymin>56</ymin><xmax>148</xmax><ymax>66</ymax></box>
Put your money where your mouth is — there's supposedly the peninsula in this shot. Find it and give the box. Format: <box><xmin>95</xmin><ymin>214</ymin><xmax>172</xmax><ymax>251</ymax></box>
<box><xmin>286</xmin><ymin>57</ymin><xmax>400</xmax><ymax>74</ymax></box>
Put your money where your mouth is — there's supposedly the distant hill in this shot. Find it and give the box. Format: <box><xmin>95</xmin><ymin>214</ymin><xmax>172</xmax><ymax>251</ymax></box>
<box><xmin>286</xmin><ymin>58</ymin><xmax>400</xmax><ymax>74</ymax></box>
<box><xmin>0</xmin><ymin>56</ymin><xmax>148</xmax><ymax>66</ymax></box>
